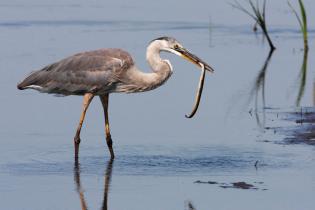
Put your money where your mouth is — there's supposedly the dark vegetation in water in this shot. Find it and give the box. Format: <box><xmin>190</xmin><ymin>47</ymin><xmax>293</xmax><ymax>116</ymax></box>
<box><xmin>194</xmin><ymin>180</ymin><xmax>267</xmax><ymax>190</ymax></box>
<box><xmin>194</xmin><ymin>180</ymin><xmax>218</xmax><ymax>184</ymax></box>
<box><xmin>221</xmin><ymin>182</ymin><xmax>257</xmax><ymax>190</ymax></box>
<box><xmin>264</xmin><ymin>108</ymin><xmax>315</xmax><ymax>146</ymax></box>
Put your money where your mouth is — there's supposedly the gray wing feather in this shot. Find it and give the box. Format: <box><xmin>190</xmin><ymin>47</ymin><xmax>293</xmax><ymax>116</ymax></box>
<box><xmin>17</xmin><ymin>49</ymin><xmax>134</xmax><ymax>95</ymax></box>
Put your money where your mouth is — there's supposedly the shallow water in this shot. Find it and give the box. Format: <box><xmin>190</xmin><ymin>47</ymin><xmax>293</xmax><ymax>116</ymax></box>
<box><xmin>1</xmin><ymin>0</ymin><xmax>315</xmax><ymax>210</ymax></box>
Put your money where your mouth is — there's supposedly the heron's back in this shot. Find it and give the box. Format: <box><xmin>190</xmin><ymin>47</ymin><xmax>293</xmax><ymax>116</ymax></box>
<box><xmin>17</xmin><ymin>49</ymin><xmax>134</xmax><ymax>95</ymax></box>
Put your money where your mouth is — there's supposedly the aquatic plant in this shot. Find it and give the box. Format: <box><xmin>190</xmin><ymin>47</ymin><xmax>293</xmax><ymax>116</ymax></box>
<box><xmin>296</xmin><ymin>46</ymin><xmax>309</xmax><ymax>106</ymax></box>
<box><xmin>288</xmin><ymin>0</ymin><xmax>308</xmax><ymax>50</ymax></box>
<box><xmin>287</xmin><ymin>0</ymin><xmax>308</xmax><ymax>105</ymax></box>
<box><xmin>232</xmin><ymin>0</ymin><xmax>276</xmax><ymax>50</ymax></box>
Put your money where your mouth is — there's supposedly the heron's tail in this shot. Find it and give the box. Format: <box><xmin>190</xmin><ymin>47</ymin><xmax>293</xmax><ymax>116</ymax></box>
<box><xmin>17</xmin><ymin>82</ymin><xmax>27</xmax><ymax>90</ymax></box>
<box><xmin>17</xmin><ymin>63</ymin><xmax>57</xmax><ymax>91</ymax></box>
<box><xmin>17</xmin><ymin>71</ymin><xmax>42</xmax><ymax>90</ymax></box>
<box><xmin>17</xmin><ymin>77</ymin><xmax>32</xmax><ymax>90</ymax></box>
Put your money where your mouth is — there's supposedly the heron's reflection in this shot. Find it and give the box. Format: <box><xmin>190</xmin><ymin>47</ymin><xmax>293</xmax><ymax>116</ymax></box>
<box><xmin>250</xmin><ymin>49</ymin><xmax>274</xmax><ymax>128</ymax></box>
<box><xmin>74</xmin><ymin>158</ymin><xmax>114</xmax><ymax>210</ymax></box>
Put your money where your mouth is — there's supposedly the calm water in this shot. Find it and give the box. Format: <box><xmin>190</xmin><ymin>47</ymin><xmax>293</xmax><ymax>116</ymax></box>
<box><xmin>1</xmin><ymin>0</ymin><xmax>315</xmax><ymax>210</ymax></box>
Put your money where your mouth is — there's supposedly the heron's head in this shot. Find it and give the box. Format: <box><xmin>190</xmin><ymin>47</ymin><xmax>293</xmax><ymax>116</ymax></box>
<box><xmin>150</xmin><ymin>36</ymin><xmax>214</xmax><ymax>73</ymax></box>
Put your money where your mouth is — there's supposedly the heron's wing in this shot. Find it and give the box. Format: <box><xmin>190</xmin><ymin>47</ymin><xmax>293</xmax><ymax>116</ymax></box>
<box><xmin>18</xmin><ymin>49</ymin><xmax>134</xmax><ymax>95</ymax></box>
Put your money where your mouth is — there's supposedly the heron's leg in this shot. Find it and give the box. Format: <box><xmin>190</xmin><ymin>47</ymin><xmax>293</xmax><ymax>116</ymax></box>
<box><xmin>74</xmin><ymin>93</ymin><xmax>94</xmax><ymax>158</ymax></box>
<box><xmin>100</xmin><ymin>94</ymin><xmax>115</xmax><ymax>159</ymax></box>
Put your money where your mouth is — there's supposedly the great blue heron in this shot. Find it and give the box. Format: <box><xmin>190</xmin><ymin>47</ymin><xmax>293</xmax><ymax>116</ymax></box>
<box><xmin>17</xmin><ymin>36</ymin><xmax>214</xmax><ymax>159</ymax></box>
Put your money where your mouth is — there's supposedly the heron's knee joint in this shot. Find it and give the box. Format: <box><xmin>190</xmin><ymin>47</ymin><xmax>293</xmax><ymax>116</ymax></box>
<box><xmin>74</xmin><ymin>137</ymin><xmax>81</xmax><ymax>144</ymax></box>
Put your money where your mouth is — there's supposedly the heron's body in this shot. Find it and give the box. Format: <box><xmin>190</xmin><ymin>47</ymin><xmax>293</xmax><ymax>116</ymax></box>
<box><xmin>17</xmin><ymin>37</ymin><xmax>213</xmax><ymax>159</ymax></box>
<box><xmin>18</xmin><ymin>48</ymin><xmax>172</xmax><ymax>95</ymax></box>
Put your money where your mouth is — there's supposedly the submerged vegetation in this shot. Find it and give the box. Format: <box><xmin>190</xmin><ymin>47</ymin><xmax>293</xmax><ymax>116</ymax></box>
<box><xmin>288</xmin><ymin>0</ymin><xmax>309</xmax><ymax>50</ymax></box>
<box><xmin>232</xmin><ymin>0</ymin><xmax>276</xmax><ymax>51</ymax></box>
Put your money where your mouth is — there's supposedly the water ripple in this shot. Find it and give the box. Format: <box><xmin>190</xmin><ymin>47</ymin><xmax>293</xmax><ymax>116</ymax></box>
<box><xmin>1</xmin><ymin>145</ymin><xmax>292</xmax><ymax>176</ymax></box>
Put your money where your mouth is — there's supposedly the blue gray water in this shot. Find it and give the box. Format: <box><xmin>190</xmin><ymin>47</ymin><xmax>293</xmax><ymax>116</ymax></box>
<box><xmin>1</xmin><ymin>0</ymin><xmax>315</xmax><ymax>210</ymax></box>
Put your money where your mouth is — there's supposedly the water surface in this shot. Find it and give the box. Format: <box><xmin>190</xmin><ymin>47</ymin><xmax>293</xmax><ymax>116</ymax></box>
<box><xmin>1</xmin><ymin>0</ymin><xmax>315</xmax><ymax>210</ymax></box>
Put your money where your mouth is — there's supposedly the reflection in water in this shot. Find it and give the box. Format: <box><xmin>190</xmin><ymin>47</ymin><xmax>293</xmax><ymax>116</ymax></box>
<box><xmin>74</xmin><ymin>158</ymin><xmax>114</xmax><ymax>210</ymax></box>
<box><xmin>296</xmin><ymin>48</ymin><xmax>309</xmax><ymax>106</ymax></box>
<box><xmin>102</xmin><ymin>159</ymin><xmax>114</xmax><ymax>210</ymax></box>
<box><xmin>250</xmin><ymin>50</ymin><xmax>274</xmax><ymax>128</ymax></box>
<box><xmin>74</xmin><ymin>159</ymin><xmax>88</xmax><ymax>210</ymax></box>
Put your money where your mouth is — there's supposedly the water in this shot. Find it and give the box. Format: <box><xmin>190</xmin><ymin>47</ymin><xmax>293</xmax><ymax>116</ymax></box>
<box><xmin>1</xmin><ymin>0</ymin><xmax>315</xmax><ymax>209</ymax></box>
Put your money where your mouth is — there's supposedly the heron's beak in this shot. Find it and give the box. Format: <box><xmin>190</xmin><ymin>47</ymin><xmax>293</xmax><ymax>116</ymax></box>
<box><xmin>173</xmin><ymin>46</ymin><xmax>214</xmax><ymax>73</ymax></box>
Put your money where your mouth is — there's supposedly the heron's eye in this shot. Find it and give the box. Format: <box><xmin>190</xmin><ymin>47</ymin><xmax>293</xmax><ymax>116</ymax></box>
<box><xmin>174</xmin><ymin>44</ymin><xmax>179</xmax><ymax>49</ymax></box>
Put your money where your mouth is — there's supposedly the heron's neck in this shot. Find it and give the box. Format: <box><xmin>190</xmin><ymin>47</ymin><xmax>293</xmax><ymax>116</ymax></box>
<box><xmin>139</xmin><ymin>44</ymin><xmax>173</xmax><ymax>91</ymax></box>
<box><xmin>146</xmin><ymin>43</ymin><xmax>168</xmax><ymax>72</ymax></box>
<box><xmin>117</xmin><ymin>42</ymin><xmax>173</xmax><ymax>93</ymax></box>
<box><xmin>121</xmin><ymin>44</ymin><xmax>172</xmax><ymax>93</ymax></box>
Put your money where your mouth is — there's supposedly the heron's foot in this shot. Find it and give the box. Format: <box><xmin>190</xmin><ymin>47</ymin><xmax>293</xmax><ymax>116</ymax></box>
<box><xmin>109</xmin><ymin>147</ymin><xmax>115</xmax><ymax>159</ymax></box>
<box><xmin>74</xmin><ymin>135</ymin><xmax>81</xmax><ymax>159</ymax></box>
<box><xmin>106</xmin><ymin>135</ymin><xmax>115</xmax><ymax>159</ymax></box>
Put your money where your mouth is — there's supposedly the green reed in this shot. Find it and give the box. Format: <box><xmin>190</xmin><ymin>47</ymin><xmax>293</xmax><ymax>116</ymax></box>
<box><xmin>288</xmin><ymin>0</ymin><xmax>308</xmax><ymax>50</ymax></box>
<box><xmin>232</xmin><ymin>0</ymin><xmax>275</xmax><ymax>51</ymax></box>
<box><xmin>296</xmin><ymin>44</ymin><xmax>309</xmax><ymax>106</ymax></box>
